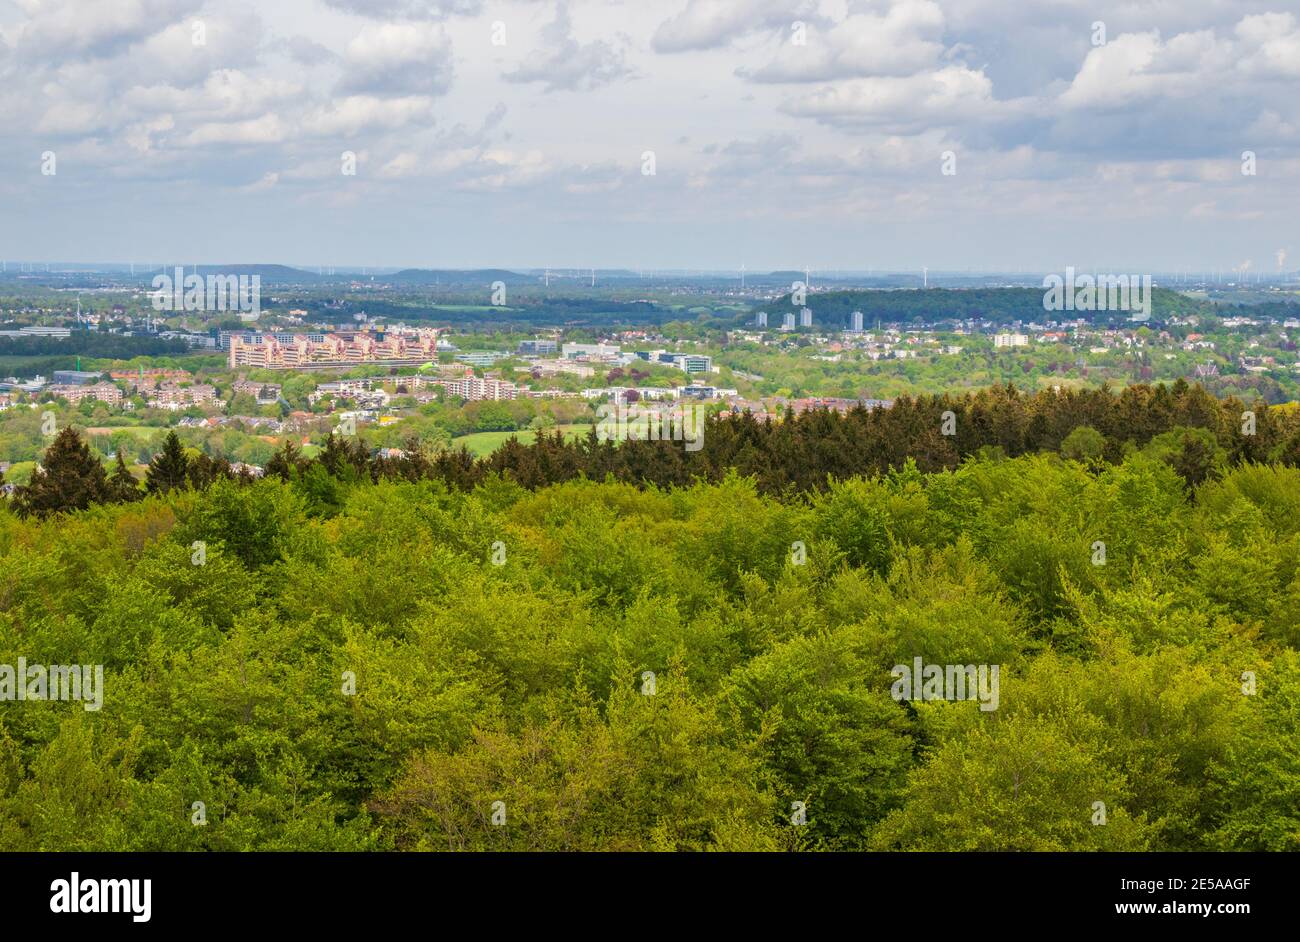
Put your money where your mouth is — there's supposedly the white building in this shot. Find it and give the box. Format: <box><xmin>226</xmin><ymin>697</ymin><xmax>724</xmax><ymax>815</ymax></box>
<box><xmin>671</xmin><ymin>354</ymin><xmax>713</xmax><ymax>374</ymax></box>
<box><xmin>561</xmin><ymin>342</ymin><xmax>621</xmax><ymax>359</ymax></box>
<box><xmin>437</xmin><ymin>376</ymin><xmax>518</xmax><ymax>401</ymax></box>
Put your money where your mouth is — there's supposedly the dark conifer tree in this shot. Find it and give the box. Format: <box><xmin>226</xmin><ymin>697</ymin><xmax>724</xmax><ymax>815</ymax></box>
<box><xmin>12</xmin><ymin>427</ymin><xmax>111</xmax><ymax>518</ymax></box>
<box><xmin>187</xmin><ymin>452</ymin><xmax>234</xmax><ymax>490</ymax></box>
<box><xmin>1166</xmin><ymin>431</ymin><xmax>1218</xmax><ymax>491</ymax></box>
<box><xmin>317</xmin><ymin>432</ymin><xmax>370</xmax><ymax>480</ymax></box>
<box><xmin>266</xmin><ymin>440</ymin><xmax>306</xmax><ymax>482</ymax></box>
<box><xmin>145</xmin><ymin>431</ymin><xmax>190</xmax><ymax>494</ymax></box>
<box><xmin>108</xmin><ymin>451</ymin><xmax>143</xmax><ymax>502</ymax></box>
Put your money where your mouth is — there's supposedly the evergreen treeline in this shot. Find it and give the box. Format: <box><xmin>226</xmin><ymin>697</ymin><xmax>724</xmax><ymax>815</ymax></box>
<box><xmin>434</xmin><ymin>379</ymin><xmax>1296</xmax><ymax>495</ymax></box>
<box><xmin>0</xmin><ymin>332</ymin><xmax>192</xmax><ymax>358</ymax></box>
<box><xmin>9</xmin><ymin>429</ymin><xmax>253</xmax><ymax>519</ymax></box>
<box><xmin>268</xmin><ymin>379</ymin><xmax>1300</xmax><ymax>497</ymax></box>
<box><xmin>10</xmin><ymin>381</ymin><xmax>1300</xmax><ymax>521</ymax></box>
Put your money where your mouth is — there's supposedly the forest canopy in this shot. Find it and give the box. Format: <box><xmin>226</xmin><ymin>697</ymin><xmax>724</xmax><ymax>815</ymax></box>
<box><xmin>0</xmin><ymin>381</ymin><xmax>1297</xmax><ymax>851</ymax></box>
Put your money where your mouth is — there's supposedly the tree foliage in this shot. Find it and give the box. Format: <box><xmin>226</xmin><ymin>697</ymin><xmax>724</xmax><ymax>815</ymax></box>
<box><xmin>0</xmin><ymin>385</ymin><xmax>1297</xmax><ymax>850</ymax></box>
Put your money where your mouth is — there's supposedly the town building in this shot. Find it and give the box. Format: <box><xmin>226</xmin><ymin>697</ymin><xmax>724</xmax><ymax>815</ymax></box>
<box><xmin>671</xmin><ymin>354</ymin><xmax>713</xmax><ymax>374</ymax></box>
<box><xmin>436</xmin><ymin>374</ymin><xmax>518</xmax><ymax>401</ymax></box>
<box><xmin>561</xmin><ymin>342</ymin><xmax>621</xmax><ymax>360</ymax></box>
<box><xmin>0</xmin><ymin>326</ymin><xmax>71</xmax><ymax>338</ymax></box>
<box><xmin>232</xmin><ymin>379</ymin><xmax>283</xmax><ymax>402</ymax></box>
<box><xmin>525</xmin><ymin>360</ymin><xmax>595</xmax><ymax>379</ymax></box>
<box><xmin>454</xmin><ymin>351</ymin><xmax>509</xmax><ymax>368</ymax></box>
<box><xmin>50</xmin><ymin>382</ymin><xmax>122</xmax><ymax>405</ymax></box>
<box><xmin>228</xmin><ymin>329</ymin><xmax>439</xmax><ymax>369</ymax></box>
<box><xmin>517</xmin><ymin>339</ymin><xmax>558</xmax><ymax>355</ymax></box>
<box><xmin>146</xmin><ymin>383</ymin><xmax>218</xmax><ymax>410</ymax></box>
<box><xmin>52</xmin><ymin>370</ymin><xmax>103</xmax><ymax>385</ymax></box>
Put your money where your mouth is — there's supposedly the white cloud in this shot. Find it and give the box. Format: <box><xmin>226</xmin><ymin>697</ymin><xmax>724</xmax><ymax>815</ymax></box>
<box><xmin>34</xmin><ymin>98</ymin><xmax>113</xmax><ymax>136</ymax></box>
<box><xmin>339</xmin><ymin>22</ymin><xmax>454</xmax><ymax>96</ymax></box>
<box><xmin>652</xmin><ymin>0</ymin><xmax>819</xmax><ymax>53</ymax></box>
<box><xmin>1060</xmin><ymin>15</ymin><xmax>1300</xmax><ymax>111</ymax></box>
<box><xmin>183</xmin><ymin>113</ymin><xmax>290</xmax><ymax>146</ymax></box>
<box><xmin>1059</xmin><ymin>31</ymin><xmax>1220</xmax><ymax>109</ymax></box>
<box><xmin>2</xmin><ymin>0</ymin><xmax>1299</xmax><ymax>267</ymax></box>
<box><xmin>130</xmin><ymin>11</ymin><xmax>267</xmax><ymax>88</ymax></box>
<box><xmin>456</xmin><ymin>148</ymin><xmax>550</xmax><ymax>189</ymax></box>
<box><xmin>238</xmin><ymin>170</ymin><xmax>281</xmax><ymax>192</ymax></box>
<box><xmin>124</xmin><ymin>71</ymin><xmax>304</xmax><ymax>122</ymax></box>
<box><xmin>320</xmin><ymin>0</ymin><xmax>481</xmax><ymax>18</ymax></box>
<box><xmin>1234</xmin><ymin>12</ymin><xmax>1300</xmax><ymax>78</ymax></box>
<box><xmin>740</xmin><ymin>1</ymin><xmax>947</xmax><ymax>82</ymax></box>
<box><xmin>506</xmin><ymin>2</ymin><xmax>631</xmax><ymax>92</ymax></box>
<box><xmin>781</xmin><ymin>65</ymin><xmax>999</xmax><ymax>132</ymax></box>
<box><xmin>301</xmin><ymin>95</ymin><xmax>438</xmax><ymax>136</ymax></box>
<box><xmin>1</xmin><ymin>0</ymin><xmax>202</xmax><ymax>61</ymax></box>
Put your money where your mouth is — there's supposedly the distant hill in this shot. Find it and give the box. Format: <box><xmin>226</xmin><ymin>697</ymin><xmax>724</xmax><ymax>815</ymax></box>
<box><xmin>387</xmin><ymin>269</ymin><xmax>536</xmax><ymax>286</ymax></box>
<box><xmin>184</xmin><ymin>264</ymin><xmax>323</xmax><ymax>282</ymax></box>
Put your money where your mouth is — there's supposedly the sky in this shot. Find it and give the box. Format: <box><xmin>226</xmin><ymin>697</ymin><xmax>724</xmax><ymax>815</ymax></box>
<box><xmin>0</xmin><ymin>0</ymin><xmax>1298</xmax><ymax>273</ymax></box>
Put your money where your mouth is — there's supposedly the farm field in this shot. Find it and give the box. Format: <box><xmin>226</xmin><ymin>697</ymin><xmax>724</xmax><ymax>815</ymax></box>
<box><xmin>452</xmin><ymin>422</ymin><xmax>592</xmax><ymax>456</ymax></box>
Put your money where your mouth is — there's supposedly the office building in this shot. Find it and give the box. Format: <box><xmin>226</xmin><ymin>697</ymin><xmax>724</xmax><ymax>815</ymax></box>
<box><xmin>52</xmin><ymin>370</ymin><xmax>102</xmax><ymax>385</ymax></box>
<box><xmin>517</xmin><ymin>339</ymin><xmax>558</xmax><ymax>355</ymax></box>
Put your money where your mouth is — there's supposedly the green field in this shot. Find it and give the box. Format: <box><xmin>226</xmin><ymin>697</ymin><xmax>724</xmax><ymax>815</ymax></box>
<box><xmin>452</xmin><ymin>423</ymin><xmax>591</xmax><ymax>457</ymax></box>
<box><xmin>83</xmin><ymin>426</ymin><xmax>158</xmax><ymax>438</ymax></box>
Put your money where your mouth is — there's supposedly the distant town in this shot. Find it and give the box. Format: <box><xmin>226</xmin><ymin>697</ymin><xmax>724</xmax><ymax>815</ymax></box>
<box><xmin>0</xmin><ymin>266</ymin><xmax>1296</xmax><ymax>485</ymax></box>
